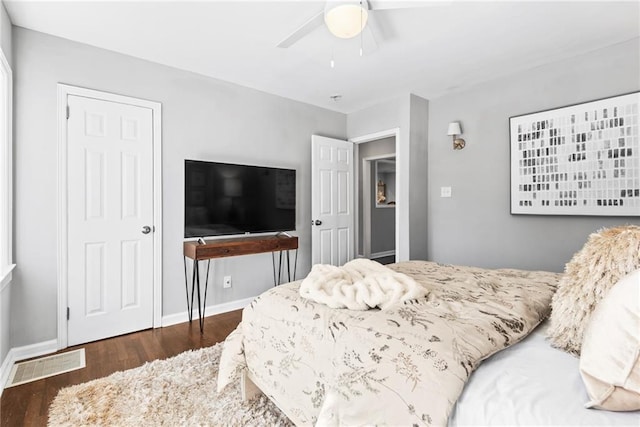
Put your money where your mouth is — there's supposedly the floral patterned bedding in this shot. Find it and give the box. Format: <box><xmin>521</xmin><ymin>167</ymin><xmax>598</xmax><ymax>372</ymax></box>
<box><xmin>218</xmin><ymin>261</ymin><xmax>560</xmax><ymax>426</ymax></box>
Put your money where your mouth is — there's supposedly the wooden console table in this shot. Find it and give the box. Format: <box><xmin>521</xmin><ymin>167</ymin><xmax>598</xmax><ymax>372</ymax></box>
<box><xmin>183</xmin><ymin>234</ymin><xmax>299</xmax><ymax>332</ymax></box>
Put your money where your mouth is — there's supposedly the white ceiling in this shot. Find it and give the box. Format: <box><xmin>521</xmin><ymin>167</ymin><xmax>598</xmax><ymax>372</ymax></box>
<box><xmin>4</xmin><ymin>0</ymin><xmax>639</xmax><ymax>113</ymax></box>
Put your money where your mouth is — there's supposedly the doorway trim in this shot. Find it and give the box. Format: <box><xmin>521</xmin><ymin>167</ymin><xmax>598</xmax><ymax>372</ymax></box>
<box><xmin>361</xmin><ymin>153</ymin><xmax>396</xmax><ymax>260</ymax></box>
<box><xmin>56</xmin><ymin>84</ymin><xmax>163</xmax><ymax>350</ymax></box>
<box><xmin>350</xmin><ymin>128</ymin><xmax>402</xmax><ymax>261</ymax></box>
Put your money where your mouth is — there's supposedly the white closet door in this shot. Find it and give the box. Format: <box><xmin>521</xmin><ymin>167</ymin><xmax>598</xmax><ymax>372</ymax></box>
<box><xmin>66</xmin><ymin>94</ymin><xmax>154</xmax><ymax>346</ymax></box>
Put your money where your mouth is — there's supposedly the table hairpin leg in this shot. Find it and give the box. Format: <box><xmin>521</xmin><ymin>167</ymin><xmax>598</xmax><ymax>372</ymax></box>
<box><xmin>195</xmin><ymin>260</ymin><xmax>201</xmax><ymax>329</ymax></box>
<box><xmin>183</xmin><ymin>256</ymin><xmax>211</xmax><ymax>333</ymax></box>
<box><xmin>286</xmin><ymin>249</ymin><xmax>291</xmax><ymax>282</ymax></box>
<box><xmin>271</xmin><ymin>252</ymin><xmax>278</xmax><ymax>286</ymax></box>
<box><xmin>285</xmin><ymin>249</ymin><xmax>298</xmax><ymax>282</ymax></box>
<box><xmin>293</xmin><ymin>248</ymin><xmax>298</xmax><ymax>281</ymax></box>
<box><xmin>272</xmin><ymin>248</ymin><xmax>299</xmax><ymax>286</ymax></box>
<box><xmin>200</xmin><ymin>260</ymin><xmax>211</xmax><ymax>333</ymax></box>
<box><xmin>185</xmin><ymin>257</ymin><xmax>197</xmax><ymax>323</ymax></box>
<box><xmin>183</xmin><ymin>257</ymin><xmax>193</xmax><ymax>322</ymax></box>
<box><xmin>272</xmin><ymin>250</ymin><xmax>286</xmax><ymax>286</ymax></box>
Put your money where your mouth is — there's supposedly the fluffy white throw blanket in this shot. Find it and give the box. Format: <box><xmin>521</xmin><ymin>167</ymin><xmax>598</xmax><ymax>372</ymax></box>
<box><xmin>299</xmin><ymin>258</ymin><xmax>428</xmax><ymax>310</ymax></box>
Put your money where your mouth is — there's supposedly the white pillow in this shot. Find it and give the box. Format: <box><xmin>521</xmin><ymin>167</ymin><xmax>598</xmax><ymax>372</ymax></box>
<box><xmin>579</xmin><ymin>269</ymin><xmax>640</xmax><ymax>411</ymax></box>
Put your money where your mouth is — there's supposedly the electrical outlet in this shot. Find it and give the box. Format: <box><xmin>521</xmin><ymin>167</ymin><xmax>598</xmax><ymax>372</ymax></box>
<box><xmin>223</xmin><ymin>276</ymin><xmax>232</xmax><ymax>289</ymax></box>
<box><xmin>440</xmin><ymin>186</ymin><xmax>452</xmax><ymax>198</ymax></box>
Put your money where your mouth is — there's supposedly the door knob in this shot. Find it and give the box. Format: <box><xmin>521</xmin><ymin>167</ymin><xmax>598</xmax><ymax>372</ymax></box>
<box><xmin>142</xmin><ymin>225</ymin><xmax>152</xmax><ymax>234</ymax></box>
<box><xmin>314</xmin><ymin>220</ymin><xmax>322</xmax><ymax>226</ymax></box>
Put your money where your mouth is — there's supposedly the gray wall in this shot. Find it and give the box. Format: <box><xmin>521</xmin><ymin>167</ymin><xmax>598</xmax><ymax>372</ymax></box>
<box><xmin>356</xmin><ymin>137</ymin><xmax>395</xmax><ymax>255</ymax></box>
<box><xmin>427</xmin><ymin>38</ymin><xmax>640</xmax><ymax>272</ymax></box>
<box><xmin>408</xmin><ymin>94</ymin><xmax>429</xmax><ymax>260</ymax></box>
<box><xmin>0</xmin><ymin>2</ymin><xmax>11</xmax><ymax>370</ymax></box>
<box><xmin>347</xmin><ymin>94</ymin><xmax>429</xmax><ymax>261</ymax></box>
<box><xmin>11</xmin><ymin>28</ymin><xmax>345</xmax><ymax>347</ymax></box>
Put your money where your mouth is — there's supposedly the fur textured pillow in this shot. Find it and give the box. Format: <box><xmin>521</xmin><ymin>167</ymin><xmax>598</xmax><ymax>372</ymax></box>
<box><xmin>547</xmin><ymin>225</ymin><xmax>640</xmax><ymax>356</ymax></box>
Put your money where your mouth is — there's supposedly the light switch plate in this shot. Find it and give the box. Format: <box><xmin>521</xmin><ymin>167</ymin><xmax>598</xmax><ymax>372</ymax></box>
<box><xmin>440</xmin><ymin>186</ymin><xmax>452</xmax><ymax>198</ymax></box>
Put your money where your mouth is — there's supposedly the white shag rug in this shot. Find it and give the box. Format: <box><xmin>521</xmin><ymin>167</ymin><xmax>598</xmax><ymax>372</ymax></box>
<box><xmin>48</xmin><ymin>343</ymin><xmax>292</xmax><ymax>426</ymax></box>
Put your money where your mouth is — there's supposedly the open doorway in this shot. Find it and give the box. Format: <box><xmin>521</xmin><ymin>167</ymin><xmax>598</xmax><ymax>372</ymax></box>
<box><xmin>356</xmin><ymin>137</ymin><xmax>396</xmax><ymax>264</ymax></box>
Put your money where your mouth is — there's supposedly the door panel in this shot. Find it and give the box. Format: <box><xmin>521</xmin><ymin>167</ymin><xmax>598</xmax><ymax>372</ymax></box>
<box><xmin>337</xmin><ymin>227</ymin><xmax>350</xmax><ymax>266</ymax></box>
<box><xmin>319</xmin><ymin>229</ymin><xmax>333</xmax><ymax>265</ymax></box>
<box><xmin>337</xmin><ymin>170</ymin><xmax>349</xmax><ymax>214</ymax></box>
<box><xmin>121</xmin><ymin>153</ymin><xmax>140</xmax><ymax>219</ymax></box>
<box><xmin>121</xmin><ymin>240</ymin><xmax>140</xmax><ymax>309</ymax></box>
<box><xmin>67</xmin><ymin>94</ymin><xmax>154</xmax><ymax>346</ymax></box>
<box><xmin>337</xmin><ymin>147</ymin><xmax>350</xmax><ymax>164</ymax></box>
<box><xmin>320</xmin><ymin>169</ymin><xmax>332</xmax><ymax>215</ymax></box>
<box><xmin>84</xmin><ymin>242</ymin><xmax>106</xmax><ymax>315</ymax></box>
<box><xmin>85</xmin><ymin>150</ymin><xmax>105</xmax><ymax>220</ymax></box>
<box><xmin>311</xmin><ymin>135</ymin><xmax>354</xmax><ymax>266</ymax></box>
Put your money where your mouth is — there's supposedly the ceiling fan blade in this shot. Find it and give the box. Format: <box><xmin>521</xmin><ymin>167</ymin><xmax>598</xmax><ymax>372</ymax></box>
<box><xmin>276</xmin><ymin>10</ymin><xmax>325</xmax><ymax>48</ymax></box>
<box><xmin>365</xmin><ymin>15</ymin><xmax>383</xmax><ymax>48</ymax></box>
<box><xmin>368</xmin><ymin>0</ymin><xmax>451</xmax><ymax>11</ymax></box>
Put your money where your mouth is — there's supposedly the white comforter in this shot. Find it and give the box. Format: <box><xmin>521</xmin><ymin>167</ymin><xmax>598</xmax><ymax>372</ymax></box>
<box><xmin>218</xmin><ymin>261</ymin><xmax>560</xmax><ymax>426</ymax></box>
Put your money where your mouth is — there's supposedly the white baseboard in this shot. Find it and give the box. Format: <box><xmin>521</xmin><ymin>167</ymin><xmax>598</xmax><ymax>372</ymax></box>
<box><xmin>161</xmin><ymin>296</ymin><xmax>255</xmax><ymax>327</ymax></box>
<box><xmin>0</xmin><ymin>352</ymin><xmax>11</xmax><ymax>394</ymax></box>
<box><xmin>371</xmin><ymin>250</ymin><xmax>396</xmax><ymax>259</ymax></box>
<box><xmin>1</xmin><ymin>339</ymin><xmax>58</xmax><ymax>392</ymax></box>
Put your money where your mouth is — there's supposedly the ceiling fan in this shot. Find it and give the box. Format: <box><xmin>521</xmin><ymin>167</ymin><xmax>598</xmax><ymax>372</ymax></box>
<box><xmin>276</xmin><ymin>0</ymin><xmax>445</xmax><ymax>49</ymax></box>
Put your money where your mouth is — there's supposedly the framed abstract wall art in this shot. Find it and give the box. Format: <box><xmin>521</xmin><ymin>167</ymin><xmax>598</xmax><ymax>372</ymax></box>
<box><xmin>510</xmin><ymin>92</ymin><xmax>639</xmax><ymax>216</ymax></box>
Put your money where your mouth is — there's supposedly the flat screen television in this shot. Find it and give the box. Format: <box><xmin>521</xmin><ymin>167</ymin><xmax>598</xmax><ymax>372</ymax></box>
<box><xmin>184</xmin><ymin>160</ymin><xmax>296</xmax><ymax>238</ymax></box>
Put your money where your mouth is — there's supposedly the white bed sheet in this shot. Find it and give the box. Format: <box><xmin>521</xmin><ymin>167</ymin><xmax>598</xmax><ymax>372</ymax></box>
<box><xmin>449</xmin><ymin>320</ymin><xmax>639</xmax><ymax>426</ymax></box>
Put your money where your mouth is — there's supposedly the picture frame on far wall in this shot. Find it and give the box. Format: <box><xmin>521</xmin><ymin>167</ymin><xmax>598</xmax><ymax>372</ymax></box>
<box><xmin>510</xmin><ymin>91</ymin><xmax>640</xmax><ymax>216</ymax></box>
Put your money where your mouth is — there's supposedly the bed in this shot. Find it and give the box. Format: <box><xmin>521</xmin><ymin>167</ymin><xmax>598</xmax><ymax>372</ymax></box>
<box><xmin>218</xmin><ymin>260</ymin><xmax>565</xmax><ymax>425</ymax></box>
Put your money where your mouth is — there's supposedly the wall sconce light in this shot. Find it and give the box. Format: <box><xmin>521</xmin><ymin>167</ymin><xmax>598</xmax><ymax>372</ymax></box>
<box><xmin>447</xmin><ymin>121</ymin><xmax>466</xmax><ymax>150</ymax></box>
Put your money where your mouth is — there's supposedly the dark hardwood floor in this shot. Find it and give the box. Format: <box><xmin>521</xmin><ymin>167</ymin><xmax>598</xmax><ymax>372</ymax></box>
<box><xmin>1</xmin><ymin>310</ymin><xmax>242</xmax><ymax>427</ymax></box>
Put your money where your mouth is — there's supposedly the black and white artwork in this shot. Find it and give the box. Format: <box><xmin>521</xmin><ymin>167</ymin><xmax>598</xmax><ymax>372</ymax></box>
<box><xmin>510</xmin><ymin>92</ymin><xmax>639</xmax><ymax>216</ymax></box>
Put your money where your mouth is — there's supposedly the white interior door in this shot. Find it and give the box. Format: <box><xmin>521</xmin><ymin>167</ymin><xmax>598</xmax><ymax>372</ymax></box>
<box><xmin>311</xmin><ymin>135</ymin><xmax>354</xmax><ymax>266</ymax></box>
<box><xmin>66</xmin><ymin>94</ymin><xmax>154</xmax><ymax>346</ymax></box>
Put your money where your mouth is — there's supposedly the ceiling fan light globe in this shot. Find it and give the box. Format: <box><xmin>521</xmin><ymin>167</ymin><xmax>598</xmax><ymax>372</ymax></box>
<box><xmin>325</xmin><ymin>3</ymin><xmax>368</xmax><ymax>39</ymax></box>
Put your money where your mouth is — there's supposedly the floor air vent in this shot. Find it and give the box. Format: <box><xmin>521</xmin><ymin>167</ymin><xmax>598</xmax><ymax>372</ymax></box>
<box><xmin>6</xmin><ymin>349</ymin><xmax>86</xmax><ymax>388</ymax></box>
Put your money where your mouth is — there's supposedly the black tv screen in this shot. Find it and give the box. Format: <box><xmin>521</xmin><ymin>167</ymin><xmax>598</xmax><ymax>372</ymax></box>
<box><xmin>184</xmin><ymin>160</ymin><xmax>296</xmax><ymax>238</ymax></box>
